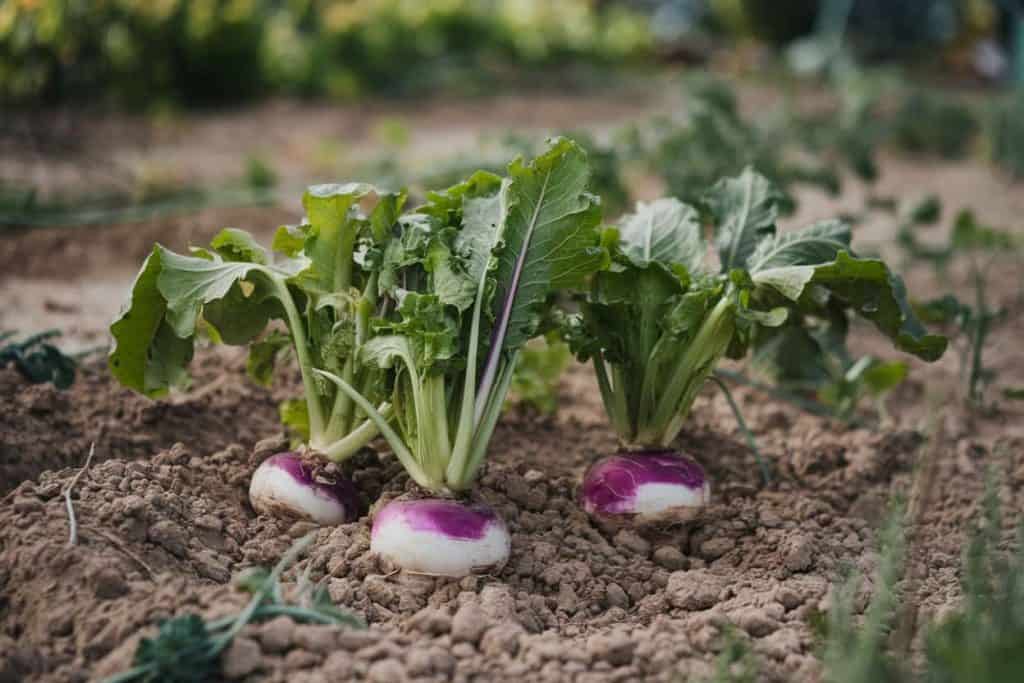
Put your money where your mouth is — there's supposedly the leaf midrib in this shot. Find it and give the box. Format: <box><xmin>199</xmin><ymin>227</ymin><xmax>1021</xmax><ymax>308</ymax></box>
<box><xmin>725</xmin><ymin>171</ymin><xmax>754</xmax><ymax>271</ymax></box>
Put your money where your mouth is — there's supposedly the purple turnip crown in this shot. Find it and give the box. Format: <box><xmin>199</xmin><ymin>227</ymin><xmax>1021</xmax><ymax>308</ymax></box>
<box><xmin>370</xmin><ymin>499</ymin><xmax>510</xmax><ymax>577</ymax></box>
<box><xmin>580</xmin><ymin>450</ymin><xmax>709</xmax><ymax>523</ymax></box>
<box><xmin>249</xmin><ymin>452</ymin><xmax>358</xmax><ymax>525</ymax></box>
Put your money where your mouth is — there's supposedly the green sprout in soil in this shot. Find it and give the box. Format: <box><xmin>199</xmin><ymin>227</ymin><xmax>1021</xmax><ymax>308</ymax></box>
<box><xmin>102</xmin><ymin>534</ymin><xmax>362</xmax><ymax>683</ymax></box>
<box><xmin>1</xmin><ymin>330</ymin><xmax>80</xmax><ymax>389</ymax></box>
<box><xmin>818</xmin><ymin>470</ymin><xmax>1024</xmax><ymax>683</ymax></box>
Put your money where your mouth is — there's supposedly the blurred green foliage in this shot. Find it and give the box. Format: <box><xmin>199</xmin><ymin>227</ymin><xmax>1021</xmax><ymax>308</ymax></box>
<box><xmin>0</xmin><ymin>0</ymin><xmax>651</xmax><ymax>107</ymax></box>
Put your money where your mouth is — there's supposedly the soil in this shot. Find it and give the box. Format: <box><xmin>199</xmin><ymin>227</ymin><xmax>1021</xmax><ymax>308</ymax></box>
<box><xmin>2</xmin><ymin>88</ymin><xmax>1024</xmax><ymax>683</ymax></box>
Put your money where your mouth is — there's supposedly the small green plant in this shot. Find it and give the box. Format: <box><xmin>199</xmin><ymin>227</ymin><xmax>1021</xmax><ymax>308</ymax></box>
<box><xmin>102</xmin><ymin>535</ymin><xmax>362</xmax><ymax>683</ymax></box>
<box><xmin>507</xmin><ymin>334</ymin><xmax>572</xmax><ymax>415</ymax></box>
<box><xmin>889</xmin><ymin>90</ymin><xmax>979</xmax><ymax>160</ymax></box>
<box><xmin>989</xmin><ymin>89</ymin><xmax>1024</xmax><ymax>179</ymax></box>
<box><xmin>903</xmin><ymin>208</ymin><xmax>1019</xmax><ymax>406</ymax></box>
<box><xmin>646</xmin><ymin>77</ymin><xmax>842</xmax><ymax>211</ymax></box>
<box><xmin>244</xmin><ymin>156</ymin><xmax>278</xmax><ymax>190</ymax></box>
<box><xmin>1</xmin><ymin>330</ymin><xmax>78</xmax><ymax>389</ymax></box>
<box><xmin>818</xmin><ymin>472</ymin><xmax>1024</xmax><ymax>683</ymax></box>
<box><xmin>924</xmin><ymin>472</ymin><xmax>1024</xmax><ymax>683</ymax></box>
<box><xmin>705</xmin><ymin>626</ymin><xmax>760</xmax><ymax>683</ymax></box>
<box><xmin>565</xmin><ymin>167</ymin><xmax>944</xmax><ymax>451</ymax></box>
<box><xmin>820</xmin><ymin>502</ymin><xmax>907</xmax><ymax>683</ymax></box>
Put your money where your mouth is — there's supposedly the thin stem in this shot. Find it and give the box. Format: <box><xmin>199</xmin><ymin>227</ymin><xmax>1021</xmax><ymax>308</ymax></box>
<box><xmin>449</xmin><ymin>256</ymin><xmax>490</xmax><ymax>482</ymax></box>
<box><xmin>63</xmin><ymin>442</ymin><xmax>96</xmax><ymax>546</ymax></box>
<box><xmin>321</xmin><ymin>406</ymin><xmax>391</xmax><ymax>462</ymax></box>
<box><xmin>967</xmin><ymin>254</ymin><xmax>988</xmax><ymax>405</ymax></box>
<box><xmin>451</xmin><ymin>353</ymin><xmax>518</xmax><ymax>490</ymax></box>
<box><xmin>646</xmin><ymin>296</ymin><xmax>735</xmax><ymax>444</ymax></box>
<box><xmin>274</xmin><ymin>278</ymin><xmax>326</xmax><ymax>443</ymax></box>
<box><xmin>314</xmin><ymin>369</ymin><xmax>436</xmax><ymax>491</ymax></box>
<box><xmin>713</xmin><ymin>368</ymin><xmax>855</xmax><ymax>422</ymax></box>
<box><xmin>710</xmin><ymin>376</ymin><xmax>770</xmax><ymax>484</ymax></box>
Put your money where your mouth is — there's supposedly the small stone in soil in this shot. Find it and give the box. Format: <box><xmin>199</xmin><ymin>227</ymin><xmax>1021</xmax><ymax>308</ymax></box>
<box><xmin>221</xmin><ymin>636</ymin><xmax>262</xmax><ymax>679</ymax></box>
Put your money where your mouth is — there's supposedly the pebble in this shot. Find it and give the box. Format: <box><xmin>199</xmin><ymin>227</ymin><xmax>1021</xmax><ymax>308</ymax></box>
<box><xmin>653</xmin><ymin>546</ymin><xmax>688</xmax><ymax>570</ymax></box>
<box><xmin>605</xmin><ymin>582</ymin><xmax>630</xmax><ymax>609</ymax></box>
<box><xmin>451</xmin><ymin>603</ymin><xmax>488</xmax><ymax>644</ymax></box>
<box><xmin>221</xmin><ymin>636</ymin><xmax>262</xmax><ymax>679</ymax></box>
<box><xmin>258</xmin><ymin>616</ymin><xmax>295</xmax><ymax>654</ymax></box>
<box><xmin>367</xmin><ymin>659</ymin><xmax>407</xmax><ymax>683</ymax></box>
<box><xmin>782</xmin><ymin>534</ymin><xmax>816</xmax><ymax>572</ymax></box>
<box><xmin>667</xmin><ymin>570</ymin><xmax>725</xmax><ymax>611</ymax></box>
<box><xmin>613</xmin><ymin>530</ymin><xmax>651</xmax><ymax>556</ymax></box>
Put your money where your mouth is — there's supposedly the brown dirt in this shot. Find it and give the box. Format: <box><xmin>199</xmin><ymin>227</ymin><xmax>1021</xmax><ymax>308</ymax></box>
<box><xmin>3</xmin><ymin>90</ymin><xmax>1024</xmax><ymax>683</ymax></box>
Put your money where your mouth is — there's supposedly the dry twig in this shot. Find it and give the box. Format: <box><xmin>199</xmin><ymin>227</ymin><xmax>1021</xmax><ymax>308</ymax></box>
<box><xmin>63</xmin><ymin>442</ymin><xmax>96</xmax><ymax>546</ymax></box>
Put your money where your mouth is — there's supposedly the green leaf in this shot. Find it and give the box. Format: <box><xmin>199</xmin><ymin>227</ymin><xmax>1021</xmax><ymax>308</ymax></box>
<box><xmin>373</xmin><ymin>293</ymin><xmax>459</xmax><ymax>369</ymax></box>
<box><xmin>156</xmin><ymin>248</ymin><xmax>278</xmax><ymax>339</ymax></box>
<box><xmin>202</xmin><ymin>278</ymin><xmax>283</xmax><ymax>346</ymax></box>
<box><xmin>210</xmin><ymin>228</ymin><xmax>270</xmax><ymax>264</ymax></box>
<box><xmin>616</xmin><ymin>197</ymin><xmax>704</xmax><ymax>272</ymax></box>
<box><xmin>755</xmin><ymin>251</ymin><xmax>947</xmax><ymax>361</ymax></box>
<box><xmin>419</xmin><ymin>170</ymin><xmax>503</xmax><ymax>223</ymax></box>
<box><xmin>302</xmin><ymin>183</ymin><xmax>375</xmax><ymax>291</ymax></box>
<box><xmin>747</xmin><ymin>219</ymin><xmax>851</xmax><ymax>271</ymax></box>
<box><xmin>109</xmin><ymin>248</ymin><xmax>193</xmax><ymax>397</ymax></box>
<box><xmin>489</xmin><ymin>137</ymin><xmax>606</xmax><ymax>353</ymax></box>
<box><xmin>425</xmin><ymin>238</ymin><xmax>476</xmax><ymax>312</ymax></box>
<box><xmin>704</xmin><ymin>167</ymin><xmax>784</xmax><ymax>271</ymax></box>
<box><xmin>279</xmin><ymin>398</ymin><xmax>310</xmax><ymax>441</ymax></box>
<box><xmin>860</xmin><ymin>360</ymin><xmax>908</xmax><ymax>396</ymax></box>
<box><xmin>247</xmin><ymin>331</ymin><xmax>291</xmax><ymax>387</ymax></box>
<box><xmin>132</xmin><ymin>614</ymin><xmax>219</xmax><ymax>683</ymax></box>
<box><xmin>272</xmin><ymin>223</ymin><xmax>309</xmax><ymax>258</ymax></box>
<box><xmin>456</xmin><ymin>183</ymin><xmax>508</xmax><ymax>287</ymax></box>
<box><xmin>508</xmin><ymin>336</ymin><xmax>571</xmax><ymax>414</ymax></box>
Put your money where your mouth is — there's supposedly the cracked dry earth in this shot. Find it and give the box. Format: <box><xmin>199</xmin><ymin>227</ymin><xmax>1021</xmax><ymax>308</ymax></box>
<box><xmin>3</xmin><ymin>156</ymin><xmax>1024</xmax><ymax>682</ymax></box>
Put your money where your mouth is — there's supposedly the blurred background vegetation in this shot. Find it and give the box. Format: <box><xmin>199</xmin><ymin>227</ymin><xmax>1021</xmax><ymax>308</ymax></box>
<box><xmin>2</xmin><ymin>0</ymin><xmax>1022</xmax><ymax>109</ymax></box>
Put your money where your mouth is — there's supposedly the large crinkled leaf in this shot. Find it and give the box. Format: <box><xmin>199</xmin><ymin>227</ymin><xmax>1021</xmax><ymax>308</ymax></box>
<box><xmin>420</xmin><ymin>170</ymin><xmax>503</xmax><ymax>223</ymax></box>
<box><xmin>157</xmin><ymin>248</ymin><xmax>279</xmax><ymax>339</ymax></box>
<box><xmin>361</xmin><ymin>335</ymin><xmax>416</xmax><ymax>372</ymax></box>
<box><xmin>489</xmin><ymin>137</ymin><xmax>606</xmax><ymax>353</ymax></box>
<box><xmin>747</xmin><ymin>219</ymin><xmax>851</xmax><ymax>271</ymax></box>
<box><xmin>617</xmin><ymin>197</ymin><xmax>704</xmax><ymax>272</ymax></box>
<box><xmin>302</xmin><ymin>183</ymin><xmax>375</xmax><ymax>291</ymax></box>
<box><xmin>753</xmin><ymin>250</ymin><xmax>948</xmax><ymax>361</ymax></box>
<box><xmin>455</xmin><ymin>181</ymin><xmax>509</xmax><ymax>286</ymax></box>
<box><xmin>210</xmin><ymin>228</ymin><xmax>270</xmax><ymax>264</ymax></box>
<box><xmin>109</xmin><ymin>244</ymin><xmax>295</xmax><ymax>398</ymax></box>
<box><xmin>425</xmin><ymin>239</ymin><xmax>476</xmax><ymax>312</ymax></box>
<box><xmin>704</xmin><ymin>167</ymin><xmax>784</xmax><ymax>271</ymax></box>
<box><xmin>108</xmin><ymin>248</ymin><xmax>193</xmax><ymax>397</ymax></box>
<box><xmin>372</xmin><ymin>293</ymin><xmax>460</xmax><ymax>369</ymax></box>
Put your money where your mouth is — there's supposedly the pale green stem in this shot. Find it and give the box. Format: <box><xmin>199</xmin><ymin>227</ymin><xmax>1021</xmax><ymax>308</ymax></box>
<box><xmin>419</xmin><ymin>374</ymin><xmax>452</xmax><ymax>485</ymax></box>
<box><xmin>449</xmin><ymin>352</ymin><xmax>517</xmax><ymax>491</ymax></box>
<box><xmin>324</xmin><ymin>274</ymin><xmax>377</xmax><ymax>442</ymax></box>
<box><xmin>314</xmin><ymin>369</ymin><xmax>436</xmax><ymax>490</ymax></box>
<box><xmin>644</xmin><ymin>296</ymin><xmax>735</xmax><ymax>445</ymax></box>
<box><xmin>321</xmin><ymin>404</ymin><xmax>391</xmax><ymax>462</ymax></box>
<box><xmin>447</xmin><ymin>260</ymin><xmax>489</xmax><ymax>482</ymax></box>
<box><xmin>273</xmin><ymin>278</ymin><xmax>326</xmax><ymax>444</ymax></box>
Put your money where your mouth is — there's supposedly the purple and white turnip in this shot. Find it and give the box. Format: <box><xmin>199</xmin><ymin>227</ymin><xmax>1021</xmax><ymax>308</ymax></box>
<box><xmin>249</xmin><ymin>453</ymin><xmax>359</xmax><ymax>525</ymax></box>
<box><xmin>370</xmin><ymin>499</ymin><xmax>510</xmax><ymax>576</ymax></box>
<box><xmin>580</xmin><ymin>451</ymin><xmax>709</xmax><ymax>524</ymax></box>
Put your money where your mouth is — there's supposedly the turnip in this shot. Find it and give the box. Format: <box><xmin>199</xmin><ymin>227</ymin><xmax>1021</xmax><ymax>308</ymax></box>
<box><xmin>249</xmin><ymin>453</ymin><xmax>359</xmax><ymax>524</ymax></box>
<box><xmin>580</xmin><ymin>451</ymin><xmax>709</xmax><ymax>524</ymax></box>
<box><xmin>370</xmin><ymin>499</ymin><xmax>510</xmax><ymax>576</ymax></box>
<box><xmin>315</xmin><ymin>138</ymin><xmax>607</xmax><ymax>575</ymax></box>
<box><xmin>566</xmin><ymin>170</ymin><xmax>947</xmax><ymax>522</ymax></box>
<box><xmin>110</xmin><ymin>185</ymin><xmax>403</xmax><ymax>524</ymax></box>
